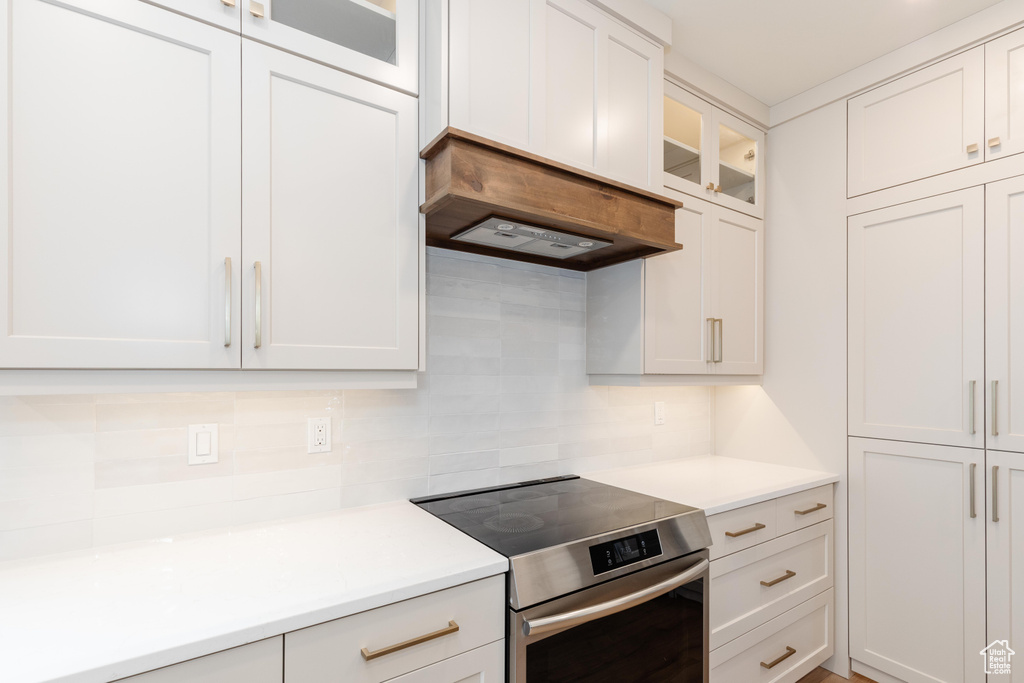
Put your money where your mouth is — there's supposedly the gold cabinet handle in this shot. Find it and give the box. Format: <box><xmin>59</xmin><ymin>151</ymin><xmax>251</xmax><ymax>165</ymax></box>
<box><xmin>360</xmin><ymin>620</ymin><xmax>459</xmax><ymax>661</ymax></box>
<box><xmin>254</xmin><ymin>261</ymin><xmax>262</xmax><ymax>349</ymax></box>
<box><xmin>993</xmin><ymin>465</ymin><xmax>1000</xmax><ymax>523</ymax></box>
<box><xmin>794</xmin><ymin>502</ymin><xmax>826</xmax><ymax>516</ymax></box>
<box><xmin>706</xmin><ymin>182</ymin><xmax>715</xmax><ymax>191</ymax></box>
<box><xmin>989</xmin><ymin>137</ymin><xmax>1002</xmax><ymax>148</ymax></box>
<box><xmin>760</xmin><ymin>570</ymin><xmax>796</xmax><ymax>587</ymax></box>
<box><xmin>249</xmin><ymin>0</ymin><xmax>264</xmax><ymax>17</ymax></box>
<box><xmin>221</xmin><ymin>0</ymin><xmax>236</xmax><ymax>6</ymax></box>
<box><xmin>761</xmin><ymin>646</ymin><xmax>796</xmax><ymax>670</ymax></box>
<box><xmin>224</xmin><ymin>257</ymin><xmax>232</xmax><ymax>347</ymax></box>
<box><xmin>725</xmin><ymin>522</ymin><xmax>765</xmax><ymax>538</ymax></box>
<box><xmin>967</xmin><ymin>143</ymin><xmax>979</xmax><ymax>154</ymax></box>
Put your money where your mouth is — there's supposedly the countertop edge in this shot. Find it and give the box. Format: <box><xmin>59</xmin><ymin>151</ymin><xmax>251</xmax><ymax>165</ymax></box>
<box><xmin>39</xmin><ymin>559</ymin><xmax>509</xmax><ymax>683</ymax></box>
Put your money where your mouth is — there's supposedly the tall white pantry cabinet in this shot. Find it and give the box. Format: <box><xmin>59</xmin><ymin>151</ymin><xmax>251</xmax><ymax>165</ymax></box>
<box><xmin>0</xmin><ymin>0</ymin><xmax>419</xmax><ymax>370</ymax></box>
<box><xmin>847</xmin><ymin>27</ymin><xmax>1024</xmax><ymax>683</ymax></box>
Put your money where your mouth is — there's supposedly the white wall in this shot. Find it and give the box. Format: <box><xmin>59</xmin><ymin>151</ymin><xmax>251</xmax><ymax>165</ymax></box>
<box><xmin>0</xmin><ymin>248</ymin><xmax>712</xmax><ymax>562</ymax></box>
<box><xmin>714</xmin><ymin>100</ymin><xmax>850</xmax><ymax>675</ymax></box>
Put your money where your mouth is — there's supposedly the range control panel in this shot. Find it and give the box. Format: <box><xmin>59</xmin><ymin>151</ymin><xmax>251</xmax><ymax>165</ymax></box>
<box><xmin>588</xmin><ymin>529</ymin><xmax>663</xmax><ymax>576</ymax></box>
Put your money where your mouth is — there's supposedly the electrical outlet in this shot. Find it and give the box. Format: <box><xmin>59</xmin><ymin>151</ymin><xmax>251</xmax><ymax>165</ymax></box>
<box><xmin>307</xmin><ymin>417</ymin><xmax>331</xmax><ymax>454</ymax></box>
<box><xmin>654</xmin><ymin>401</ymin><xmax>666</xmax><ymax>426</ymax></box>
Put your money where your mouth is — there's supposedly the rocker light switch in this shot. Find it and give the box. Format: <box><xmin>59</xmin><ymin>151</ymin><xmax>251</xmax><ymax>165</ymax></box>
<box><xmin>188</xmin><ymin>424</ymin><xmax>219</xmax><ymax>465</ymax></box>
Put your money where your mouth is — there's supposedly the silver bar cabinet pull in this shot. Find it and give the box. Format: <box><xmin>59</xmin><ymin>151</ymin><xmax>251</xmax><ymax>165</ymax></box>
<box><xmin>969</xmin><ymin>380</ymin><xmax>976</xmax><ymax>434</ymax></box>
<box><xmin>224</xmin><ymin>257</ymin><xmax>232</xmax><ymax>347</ymax></box>
<box><xmin>360</xmin><ymin>621</ymin><xmax>460</xmax><ymax>661</ymax></box>
<box><xmin>714</xmin><ymin>318</ymin><xmax>723</xmax><ymax>363</ymax></box>
<box><xmin>706</xmin><ymin>318</ymin><xmax>715</xmax><ymax>362</ymax></box>
<box><xmin>254</xmin><ymin>261</ymin><xmax>262</xmax><ymax>349</ymax></box>
<box><xmin>761</xmin><ymin>647</ymin><xmax>796</xmax><ymax>670</ymax></box>
<box><xmin>993</xmin><ymin>466</ymin><xmax>1000</xmax><ymax>523</ymax></box>
<box><xmin>970</xmin><ymin>463</ymin><xmax>977</xmax><ymax>519</ymax></box>
<box><xmin>993</xmin><ymin>380</ymin><xmax>999</xmax><ymax>436</ymax></box>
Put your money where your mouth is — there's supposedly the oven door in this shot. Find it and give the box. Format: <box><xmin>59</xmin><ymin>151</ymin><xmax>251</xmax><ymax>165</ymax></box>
<box><xmin>510</xmin><ymin>550</ymin><xmax>709</xmax><ymax>683</ymax></box>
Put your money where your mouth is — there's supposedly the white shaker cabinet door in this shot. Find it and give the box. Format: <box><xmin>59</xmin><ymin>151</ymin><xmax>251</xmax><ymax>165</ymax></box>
<box><xmin>986</xmin><ymin>27</ymin><xmax>1024</xmax><ymax>162</ymax></box>
<box><xmin>0</xmin><ymin>0</ymin><xmax>242</xmax><ymax>369</ymax></box>
<box><xmin>987</xmin><ymin>450</ymin><xmax>1024</xmax><ymax>681</ymax></box>
<box><xmin>848</xmin><ymin>188</ymin><xmax>985</xmax><ymax>447</ymax></box>
<box><xmin>241</xmin><ymin>0</ymin><xmax>418</xmax><ymax>95</ymax></box>
<box><xmin>848</xmin><ymin>47</ymin><xmax>984</xmax><ymax>197</ymax></box>
<box><xmin>241</xmin><ymin>42</ymin><xmax>418</xmax><ymax>370</ymax></box>
<box><xmin>987</xmin><ymin>175</ymin><xmax>1024</xmax><ymax>453</ymax></box>
<box><xmin>849</xmin><ymin>437</ymin><xmax>986</xmax><ymax>683</ymax></box>
<box><xmin>710</xmin><ymin>207</ymin><xmax>763</xmax><ymax>375</ymax></box>
<box><xmin>643</xmin><ymin>198</ymin><xmax>713</xmax><ymax>374</ymax></box>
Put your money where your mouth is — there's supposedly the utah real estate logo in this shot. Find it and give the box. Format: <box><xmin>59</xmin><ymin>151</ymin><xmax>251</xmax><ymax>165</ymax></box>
<box><xmin>982</xmin><ymin>640</ymin><xmax>1015</xmax><ymax>675</ymax></box>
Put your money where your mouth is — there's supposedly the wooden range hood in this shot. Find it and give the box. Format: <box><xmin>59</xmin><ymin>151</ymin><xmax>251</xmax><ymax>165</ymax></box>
<box><xmin>421</xmin><ymin>129</ymin><xmax>683</xmax><ymax>272</ymax></box>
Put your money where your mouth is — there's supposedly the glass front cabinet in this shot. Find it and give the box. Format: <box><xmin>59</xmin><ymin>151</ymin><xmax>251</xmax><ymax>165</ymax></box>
<box><xmin>663</xmin><ymin>80</ymin><xmax>764</xmax><ymax>218</ymax></box>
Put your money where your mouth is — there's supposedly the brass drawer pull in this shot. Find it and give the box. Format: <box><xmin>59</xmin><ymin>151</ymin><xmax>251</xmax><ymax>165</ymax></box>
<box><xmin>794</xmin><ymin>502</ymin><xmax>826</xmax><ymax>516</ymax></box>
<box><xmin>724</xmin><ymin>522</ymin><xmax>765</xmax><ymax>538</ymax></box>
<box><xmin>761</xmin><ymin>646</ymin><xmax>796</xmax><ymax>670</ymax></box>
<box><xmin>360</xmin><ymin>620</ymin><xmax>460</xmax><ymax>661</ymax></box>
<box><xmin>760</xmin><ymin>570</ymin><xmax>796</xmax><ymax>587</ymax></box>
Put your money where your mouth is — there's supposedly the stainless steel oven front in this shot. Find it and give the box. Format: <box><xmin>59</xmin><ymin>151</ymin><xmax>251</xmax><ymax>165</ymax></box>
<box><xmin>509</xmin><ymin>550</ymin><xmax>710</xmax><ymax>683</ymax></box>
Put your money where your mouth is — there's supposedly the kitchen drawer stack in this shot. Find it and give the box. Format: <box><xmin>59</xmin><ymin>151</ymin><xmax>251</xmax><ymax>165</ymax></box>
<box><xmin>706</xmin><ymin>485</ymin><xmax>835</xmax><ymax>683</ymax></box>
<box><xmin>117</xmin><ymin>576</ymin><xmax>505</xmax><ymax>683</ymax></box>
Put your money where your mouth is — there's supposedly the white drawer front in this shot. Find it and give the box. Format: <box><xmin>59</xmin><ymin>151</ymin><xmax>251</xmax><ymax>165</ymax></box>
<box><xmin>117</xmin><ymin>637</ymin><xmax>283</xmax><ymax>683</ymax></box>
<box><xmin>385</xmin><ymin>641</ymin><xmax>504</xmax><ymax>683</ymax></box>
<box><xmin>285</xmin><ymin>576</ymin><xmax>504</xmax><ymax>683</ymax></box>
<box><xmin>711</xmin><ymin>520</ymin><xmax>833</xmax><ymax>649</ymax></box>
<box><xmin>711</xmin><ymin>589</ymin><xmax>834</xmax><ymax>683</ymax></box>
<box><xmin>708</xmin><ymin>499</ymin><xmax>777</xmax><ymax>560</ymax></box>
<box><xmin>775</xmin><ymin>485</ymin><xmax>834</xmax><ymax>536</ymax></box>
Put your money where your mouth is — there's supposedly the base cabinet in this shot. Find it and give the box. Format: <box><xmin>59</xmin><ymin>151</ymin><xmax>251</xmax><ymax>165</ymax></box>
<box><xmin>987</xmin><ymin>451</ymin><xmax>1024</xmax><ymax>681</ymax></box>
<box><xmin>707</xmin><ymin>486</ymin><xmax>834</xmax><ymax>682</ymax></box>
<box><xmin>849</xmin><ymin>437</ymin><xmax>986</xmax><ymax>683</ymax></box>
<box><xmin>385</xmin><ymin>642</ymin><xmax>503</xmax><ymax>683</ymax></box>
<box><xmin>116</xmin><ymin>638</ymin><xmax>283</xmax><ymax>683</ymax></box>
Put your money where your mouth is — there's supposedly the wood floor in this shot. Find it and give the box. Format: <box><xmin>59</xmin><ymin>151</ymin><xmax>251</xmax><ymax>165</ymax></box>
<box><xmin>796</xmin><ymin>668</ymin><xmax>877</xmax><ymax>683</ymax></box>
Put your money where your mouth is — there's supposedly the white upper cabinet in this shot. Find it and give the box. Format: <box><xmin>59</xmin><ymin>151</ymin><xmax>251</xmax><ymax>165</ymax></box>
<box><xmin>241</xmin><ymin>42</ymin><xmax>418</xmax><ymax>370</ymax></box>
<box><xmin>643</xmin><ymin>199</ymin><xmax>713</xmax><ymax>374</ymax></box>
<box><xmin>849</xmin><ymin>437</ymin><xmax>985</xmax><ymax>683</ymax></box>
<box><xmin>663</xmin><ymin>82</ymin><xmax>764</xmax><ymax>219</ymax></box>
<box><xmin>986</xmin><ymin>174</ymin><xmax>1024</xmax><ymax>453</ymax></box>
<box><xmin>848</xmin><ymin>48</ymin><xmax>985</xmax><ymax>197</ymax></box>
<box><xmin>242</xmin><ymin>0</ymin><xmax>418</xmax><ymax>95</ymax></box>
<box><xmin>588</xmin><ymin>200</ymin><xmax>762</xmax><ymax>377</ymax></box>
<box><xmin>437</xmin><ymin>0</ymin><xmax>663</xmax><ymax>191</ymax></box>
<box><xmin>986</xmin><ymin>27</ymin><xmax>1024</xmax><ymax>162</ymax></box>
<box><xmin>0</xmin><ymin>0</ymin><xmax>242</xmax><ymax>369</ymax></box>
<box><xmin>848</xmin><ymin>188</ymin><xmax>986</xmax><ymax>447</ymax></box>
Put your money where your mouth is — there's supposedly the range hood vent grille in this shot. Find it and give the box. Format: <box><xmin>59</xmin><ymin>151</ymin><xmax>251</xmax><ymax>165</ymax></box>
<box><xmin>453</xmin><ymin>217</ymin><xmax>612</xmax><ymax>260</ymax></box>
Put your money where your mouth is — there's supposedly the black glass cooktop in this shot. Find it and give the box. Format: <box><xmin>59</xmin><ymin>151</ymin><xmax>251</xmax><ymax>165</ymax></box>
<box><xmin>412</xmin><ymin>476</ymin><xmax>698</xmax><ymax>558</ymax></box>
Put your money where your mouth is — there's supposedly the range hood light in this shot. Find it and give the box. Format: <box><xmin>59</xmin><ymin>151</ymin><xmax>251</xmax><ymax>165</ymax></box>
<box><xmin>452</xmin><ymin>217</ymin><xmax>612</xmax><ymax>260</ymax></box>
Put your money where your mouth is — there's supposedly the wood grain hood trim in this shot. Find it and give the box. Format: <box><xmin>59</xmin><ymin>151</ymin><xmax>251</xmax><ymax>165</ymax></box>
<box><xmin>420</xmin><ymin>128</ymin><xmax>683</xmax><ymax>272</ymax></box>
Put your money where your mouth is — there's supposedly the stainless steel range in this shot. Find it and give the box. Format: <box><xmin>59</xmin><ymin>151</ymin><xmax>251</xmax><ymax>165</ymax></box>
<box><xmin>413</xmin><ymin>475</ymin><xmax>712</xmax><ymax>683</ymax></box>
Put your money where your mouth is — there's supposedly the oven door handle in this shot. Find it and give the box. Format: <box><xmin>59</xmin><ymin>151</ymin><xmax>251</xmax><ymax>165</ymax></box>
<box><xmin>521</xmin><ymin>558</ymin><xmax>709</xmax><ymax>638</ymax></box>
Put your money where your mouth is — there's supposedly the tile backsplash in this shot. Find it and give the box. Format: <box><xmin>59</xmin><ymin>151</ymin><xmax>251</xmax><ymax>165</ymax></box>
<box><xmin>0</xmin><ymin>248</ymin><xmax>711</xmax><ymax>561</ymax></box>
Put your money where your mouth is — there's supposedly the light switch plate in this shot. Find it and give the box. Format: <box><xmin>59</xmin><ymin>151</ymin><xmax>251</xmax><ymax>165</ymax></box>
<box><xmin>307</xmin><ymin>417</ymin><xmax>331</xmax><ymax>454</ymax></box>
<box><xmin>654</xmin><ymin>401</ymin><xmax>666</xmax><ymax>425</ymax></box>
<box><xmin>188</xmin><ymin>424</ymin><xmax>219</xmax><ymax>465</ymax></box>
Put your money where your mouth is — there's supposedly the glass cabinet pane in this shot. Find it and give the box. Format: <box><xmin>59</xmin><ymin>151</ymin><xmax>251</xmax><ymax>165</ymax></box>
<box><xmin>664</xmin><ymin>95</ymin><xmax>703</xmax><ymax>185</ymax></box>
<box><xmin>272</xmin><ymin>0</ymin><xmax>397</xmax><ymax>64</ymax></box>
<box><xmin>717</xmin><ymin>124</ymin><xmax>756</xmax><ymax>205</ymax></box>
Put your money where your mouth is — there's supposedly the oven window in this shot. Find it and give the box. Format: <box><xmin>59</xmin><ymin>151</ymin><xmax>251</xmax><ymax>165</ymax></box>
<box><xmin>525</xmin><ymin>578</ymin><xmax>705</xmax><ymax>682</ymax></box>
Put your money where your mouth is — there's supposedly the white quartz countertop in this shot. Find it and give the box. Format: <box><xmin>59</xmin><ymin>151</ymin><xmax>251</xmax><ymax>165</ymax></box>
<box><xmin>0</xmin><ymin>501</ymin><xmax>507</xmax><ymax>683</ymax></box>
<box><xmin>585</xmin><ymin>456</ymin><xmax>839</xmax><ymax>515</ymax></box>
